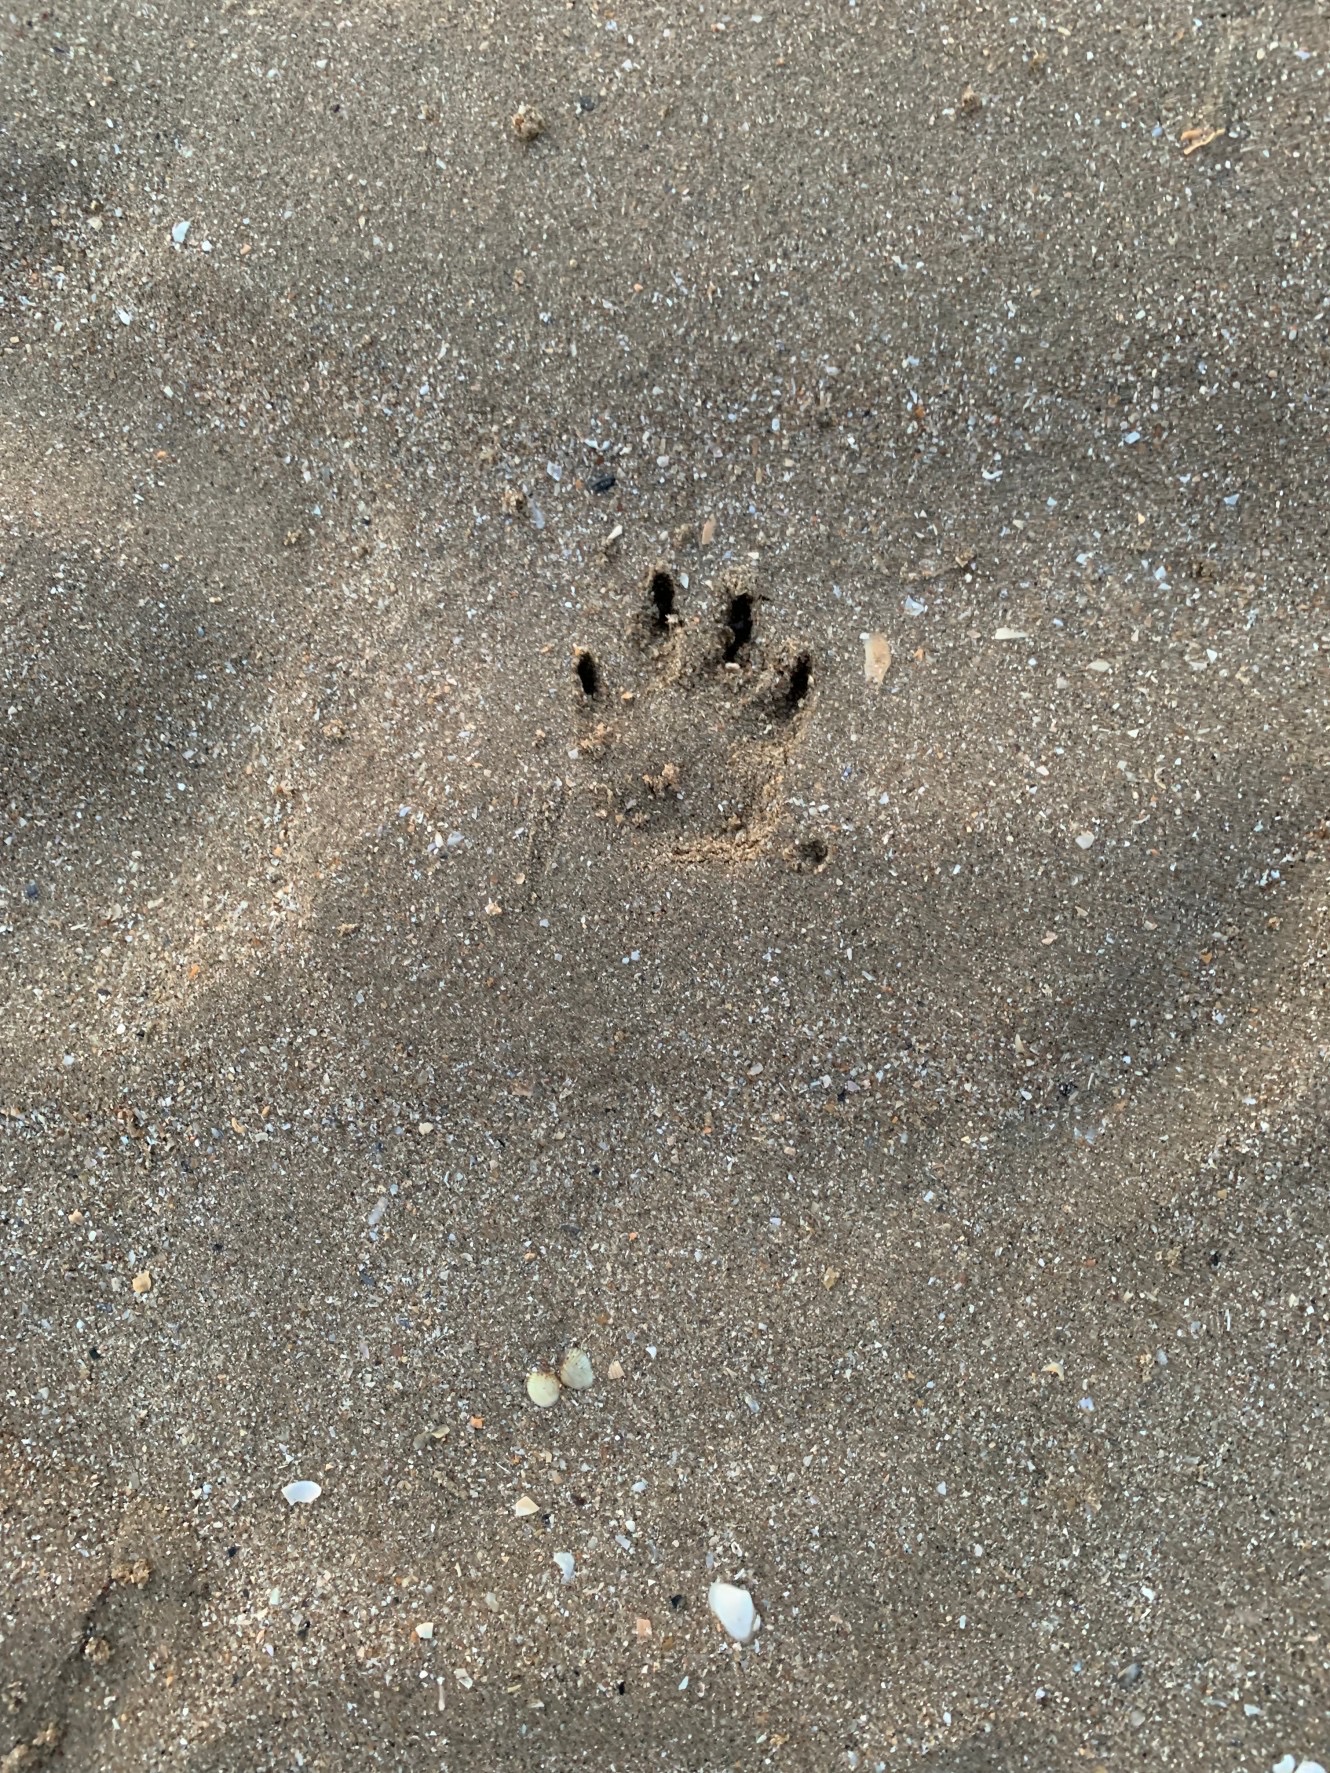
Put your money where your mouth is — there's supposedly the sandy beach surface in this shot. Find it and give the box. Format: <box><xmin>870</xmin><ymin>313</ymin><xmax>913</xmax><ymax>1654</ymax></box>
<box><xmin>2</xmin><ymin>3</ymin><xmax>1329</xmax><ymax>1767</ymax></box>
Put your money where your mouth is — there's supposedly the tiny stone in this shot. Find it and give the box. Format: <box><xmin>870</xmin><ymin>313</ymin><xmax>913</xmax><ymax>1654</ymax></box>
<box><xmin>415</xmin><ymin>1621</ymin><xmax>434</xmax><ymax>1639</ymax></box>
<box><xmin>131</xmin><ymin>1271</ymin><xmax>153</xmax><ymax>1295</ymax></box>
<box><xmin>558</xmin><ymin>1348</ymin><xmax>594</xmax><ymax>1390</ymax></box>
<box><xmin>511</xmin><ymin>106</ymin><xmax>546</xmax><ymax>143</ymax></box>
<box><xmin>83</xmin><ymin>1636</ymin><xmax>112</xmax><ymax>1665</ymax></box>
<box><xmin>607</xmin><ymin>1358</ymin><xmax>625</xmax><ymax>1380</ymax></box>
<box><xmin>822</xmin><ymin>1266</ymin><xmax>841</xmax><ymax>1290</ymax></box>
<box><xmin>416</xmin><ymin>1121</ymin><xmax>434</xmax><ymax>1135</ymax></box>
<box><xmin>526</xmin><ymin>1369</ymin><xmax>561</xmax><ymax>1408</ymax></box>
<box><xmin>513</xmin><ymin>1494</ymin><xmax>539</xmax><ymax>1517</ymax></box>
<box><xmin>1075</xmin><ymin>831</ymin><xmax>1096</xmax><ymax>849</ymax></box>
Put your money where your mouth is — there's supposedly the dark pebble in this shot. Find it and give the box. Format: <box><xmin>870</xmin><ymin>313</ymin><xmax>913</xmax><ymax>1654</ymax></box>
<box><xmin>590</xmin><ymin>471</ymin><xmax>616</xmax><ymax>494</ymax></box>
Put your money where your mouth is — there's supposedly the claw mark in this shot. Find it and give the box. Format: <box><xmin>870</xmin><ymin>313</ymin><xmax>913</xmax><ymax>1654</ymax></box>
<box><xmin>648</xmin><ymin>568</ymin><xmax>677</xmax><ymax>630</ymax></box>
<box><xmin>783</xmin><ymin>651</ymin><xmax>812</xmax><ymax>711</ymax></box>
<box><xmin>721</xmin><ymin>592</ymin><xmax>754</xmax><ymax>663</ymax></box>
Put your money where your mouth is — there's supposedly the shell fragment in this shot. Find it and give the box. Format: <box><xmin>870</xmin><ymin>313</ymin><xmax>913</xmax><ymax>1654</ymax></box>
<box><xmin>708</xmin><ymin>1580</ymin><xmax>760</xmax><ymax>1643</ymax></box>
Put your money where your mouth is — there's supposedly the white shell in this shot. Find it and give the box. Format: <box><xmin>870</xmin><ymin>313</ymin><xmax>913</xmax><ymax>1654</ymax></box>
<box><xmin>526</xmin><ymin>1369</ymin><xmax>561</xmax><ymax>1408</ymax></box>
<box><xmin>708</xmin><ymin>1580</ymin><xmax>759</xmax><ymax>1642</ymax></box>
<box><xmin>558</xmin><ymin>1348</ymin><xmax>594</xmax><ymax>1390</ymax></box>
<box><xmin>553</xmin><ymin>1551</ymin><xmax>575</xmax><ymax>1583</ymax></box>
<box><xmin>281</xmin><ymin>1480</ymin><xmax>321</xmax><ymax>1506</ymax></box>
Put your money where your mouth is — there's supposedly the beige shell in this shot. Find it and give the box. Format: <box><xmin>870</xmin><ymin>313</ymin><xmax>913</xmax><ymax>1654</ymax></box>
<box><xmin>558</xmin><ymin>1348</ymin><xmax>594</xmax><ymax>1391</ymax></box>
<box><xmin>525</xmin><ymin>1369</ymin><xmax>561</xmax><ymax>1408</ymax></box>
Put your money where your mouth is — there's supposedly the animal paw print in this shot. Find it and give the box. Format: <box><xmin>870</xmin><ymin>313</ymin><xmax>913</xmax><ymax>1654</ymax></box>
<box><xmin>570</xmin><ymin>563</ymin><xmax>816</xmax><ymax>863</ymax></box>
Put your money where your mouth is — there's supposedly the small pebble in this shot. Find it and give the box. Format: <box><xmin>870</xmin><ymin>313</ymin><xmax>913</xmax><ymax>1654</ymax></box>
<box><xmin>1075</xmin><ymin>831</ymin><xmax>1096</xmax><ymax>850</ymax></box>
<box><xmin>415</xmin><ymin>1621</ymin><xmax>434</xmax><ymax>1640</ymax></box>
<box><xmin>526</xmin><ymin>1369</ymin><xmax>561</xmax><ymax>1408</ymax></box>
<box><xmin>131</xmin><ymin>1271</ymin><xmax>153</xmax><ymax>1295</ymax></box>
<box><xmin>171</xmin><ymin>220</ymin><xmax>191</xmax><ymax>244</ymax></box>
<box><xmin>708</xmin><ymin>1580</ymin><xmax>759</xmax><ymax>1643</ymax></box>
<box><xmin>558</xmin><ymin>1348</ymin><xmax>594</xmax><ymax>1390</ymax></box>
<box><xmin>607</xmin><ymin>1358</ymin><xmax>625</xmax><ymax>1380</ymax></box>
<box><xmin>511</xmin><ymin>105</ymin><xmax>546</xmax><ymax>143</ymax></box>
<box><xmin>513</xmin><ymin>1494</ymin><xmax>539</xmax><ymax>1517</ymax></box>
<box><xmin>281</xmin><ymin>1480</ymin><xmax>321</xmax><ymax>1506</ymax></box>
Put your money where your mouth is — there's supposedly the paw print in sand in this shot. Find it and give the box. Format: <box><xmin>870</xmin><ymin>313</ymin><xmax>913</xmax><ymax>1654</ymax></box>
<box><xmin>569</xmin><ymin>564</ymin><xmax>817</xmax><ymax>864</ymax></box>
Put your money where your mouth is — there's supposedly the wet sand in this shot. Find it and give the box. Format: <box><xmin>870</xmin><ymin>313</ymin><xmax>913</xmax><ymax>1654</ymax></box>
<box><xmin>2</xmin><ymin>4</ymin><xmax>1329</xmax><ymax>1767</ymax></box>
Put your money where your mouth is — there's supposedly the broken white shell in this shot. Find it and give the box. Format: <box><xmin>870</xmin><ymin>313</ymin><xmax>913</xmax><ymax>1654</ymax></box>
<box><xmin>553</xmin><ymin>1550</ymin><xmax>575</xmax><ymax>1583</ymax></box>
<box><xmin>281</xmin><ymin>1480</ymin><xmax>321</xmax><ymax>1506</ymax></box>
<box><xmin>525</xmin><ymin>1369</ymin><xmax>561</xmax><ymax>1408</ymax></box>
<box><xmin>708</xmin><ymin>1580</ymin><xmax>759</xmax><ymax>1643</ymax></box>
<box><xmin>558</xmin><ymin>1348</ymin><xmax>594</xmax><ymax>1390</ymax></box>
